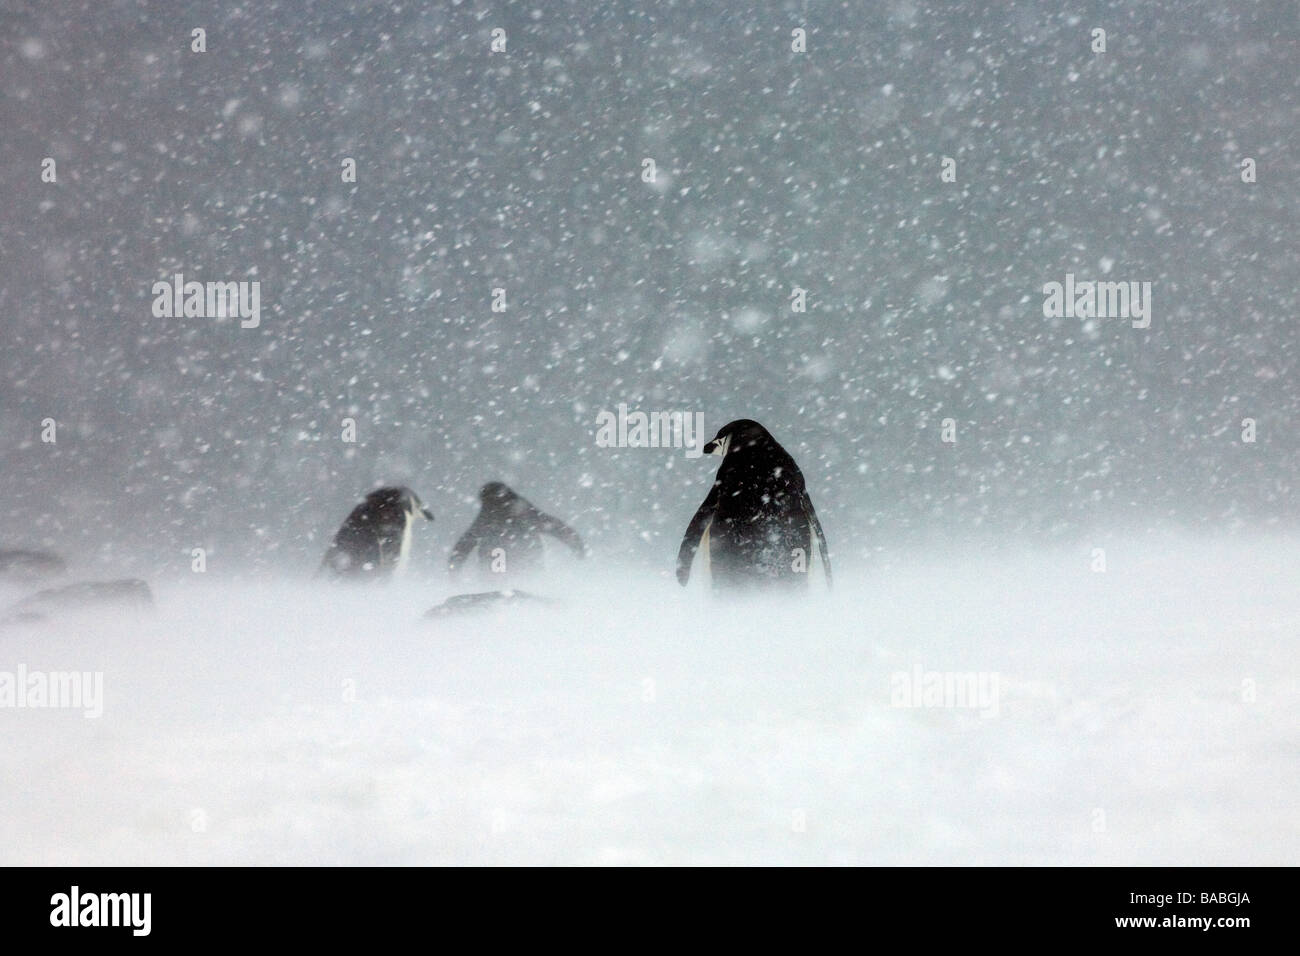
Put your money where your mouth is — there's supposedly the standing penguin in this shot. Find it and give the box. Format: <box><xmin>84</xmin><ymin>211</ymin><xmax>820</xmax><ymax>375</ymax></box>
<box><xmin>320</xmin><ymin>486</ymin><xmax>434</xmax><ymax>578</ymax></box>
<box><xmin>676</xmin><ymin>420</ymin><xmax>831</xmax><ymax>592</ymax></box>
<box><xmin>448</xmin><ymin>482</ymin><xmax>587</xmax><ymax>578</ymax></box>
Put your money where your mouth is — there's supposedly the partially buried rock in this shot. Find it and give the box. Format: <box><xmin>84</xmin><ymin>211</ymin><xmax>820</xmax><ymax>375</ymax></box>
<box><xmin>0</xmin><ymin>549</ymin><xmax>67</xmax><ymax>581</ymax></box>
<box><xmin>3</xmin><ymin>579</ymin><xmax>154</xmax><ymax>623</ymax></box>
<box><xmin>424</xmin><ymin>589</ymin><xmax>551</xmax><ymax>618</ymax></box>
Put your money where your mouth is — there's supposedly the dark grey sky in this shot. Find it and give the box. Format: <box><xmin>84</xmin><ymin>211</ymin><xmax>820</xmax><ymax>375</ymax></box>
<box><xmin>1</xmin><ymin>0</ymin><xmax>1296</xmax><ymax>572</ymax></box>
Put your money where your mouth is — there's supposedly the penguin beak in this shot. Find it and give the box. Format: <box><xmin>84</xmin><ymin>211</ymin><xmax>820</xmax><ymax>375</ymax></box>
<box><xmin>703</xmin><ymin>435</ymin><xmax>728</xmax><ymax>456</ymax></box>
<box><xmin>421</xmin><ymin>507</ymin><xmax>435</xmax><ymax>521</ymax></box>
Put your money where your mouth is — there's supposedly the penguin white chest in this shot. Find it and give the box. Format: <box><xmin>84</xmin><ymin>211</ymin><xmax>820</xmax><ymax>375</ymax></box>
<box><xmin>393</xmin><ymin>516</ymin><xmax>414</xmax><ymax>574</ymax></box>
<box><xmin>697</xmin><ymin>520</ymin><xmax>712</xmax><ymax>582</ymax></box>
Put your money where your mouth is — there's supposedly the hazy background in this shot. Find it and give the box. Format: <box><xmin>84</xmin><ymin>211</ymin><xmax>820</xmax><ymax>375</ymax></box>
<box><xmin>2</xmin><ymin>0</ymin><xmax>1298</xmax><ymax>869</ymax></box>
<box><xmin>1</xmin><ymin>0</ymin><xmax>1296</xmax><ymax>574</ymax></box>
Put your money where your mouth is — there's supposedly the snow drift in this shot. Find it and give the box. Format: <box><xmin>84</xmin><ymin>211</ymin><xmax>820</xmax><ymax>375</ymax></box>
<box><xmin>1</xmin><ymin>534</ymin><xmax>1295</xmax><ymax>865</ymax></box>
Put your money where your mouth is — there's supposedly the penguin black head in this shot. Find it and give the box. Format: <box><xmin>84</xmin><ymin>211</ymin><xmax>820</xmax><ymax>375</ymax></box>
<box><xmin>480</xmin><ymin>481</ymin><xmax>516</xmax><ymax>504</ymax></box>
<box><xmin>702</xmin><ymin>419</ymin><xmax>773</xmax><ymax>458</ymax></box>
<box><xmin>367</xmin><ymin>486</ymin><xmax>434</xmax><ymax>521</ymax></box>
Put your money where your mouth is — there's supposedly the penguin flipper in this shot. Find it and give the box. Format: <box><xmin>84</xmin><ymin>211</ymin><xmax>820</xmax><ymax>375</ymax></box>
<box><xmin>447</xmin><ymin>524</ymin><xmax>479</xmax><ymax>572</ymax></box>
<box><xmin>802</xmin><ymin>493</ymin><xmax>832</xmax><ymax>589</ymax></box>
<box><xmin>319</xmin><ymin>545</ymin><xmax>350</xmax><ymax>578</ymax></box>
<box><xmin>533</xmin><ymin>509</ymin><xmax>588</xmax><ymax>558</ymax></box>
<box><xmin>676</xmin><ymin>485</ymin><xmax>719</xmax><ymax>586</ymax></box>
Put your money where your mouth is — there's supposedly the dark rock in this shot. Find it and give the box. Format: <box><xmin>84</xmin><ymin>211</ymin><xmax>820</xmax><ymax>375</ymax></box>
<box><xmin>4</xmin><ymin>579</ymin><xmax>154</xmax><ymax>621</ymax></box>
<box><xmin>424</xmin><ymin>589</ymin><xmax>551</xmax><ymax>618</ymax></box>
<box><xmin>0</xmin><ymin>549</ymin><xmax>67</xmax><ymax>580</ymax></box>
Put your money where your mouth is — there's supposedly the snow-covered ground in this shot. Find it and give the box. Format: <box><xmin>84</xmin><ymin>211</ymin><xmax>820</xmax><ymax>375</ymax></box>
<box><xmin>1</xmin><ymin>534</ymin><xmax>1296</xmax><ymax>865</ymax></box>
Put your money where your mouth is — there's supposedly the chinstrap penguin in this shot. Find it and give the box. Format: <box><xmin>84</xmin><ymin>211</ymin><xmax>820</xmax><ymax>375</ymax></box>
<box><xmin>677</xmin><ymin>419</ymin><xmax>831</xmax><ymax>592</ymax></box>
<box><xmin>448</xmin><ymin>482</ymin><xmax>586</xmax><ymax>578</ymax></box>
<box><xmin>320</xmin><ymin>486</ymin><xmax>433</xmax><ymax>578</ymax></box>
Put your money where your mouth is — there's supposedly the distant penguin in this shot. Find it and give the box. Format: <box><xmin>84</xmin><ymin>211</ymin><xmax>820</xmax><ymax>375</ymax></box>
<box><xmin>448</xmin><ymin>482</ymin><xmax>586</xmax><ymax>578</ymax></box>
<box><xmin>676</xmin><ymin>419</ymin><xmax>831</xmax><ymax>592</ymax></box>
<box><xmin>320</xmin><ymin>487</ymin><xmax>434</xmax><ymax>578</ymax></box>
